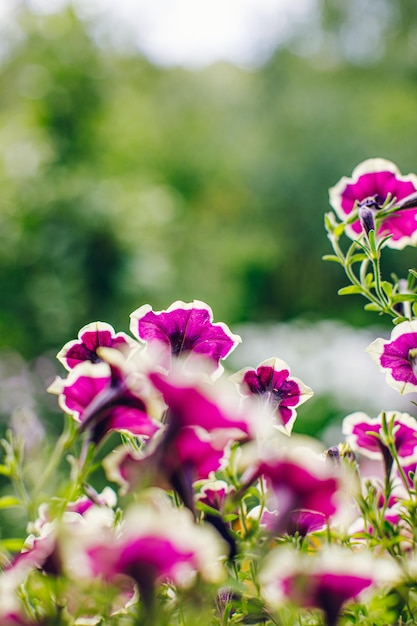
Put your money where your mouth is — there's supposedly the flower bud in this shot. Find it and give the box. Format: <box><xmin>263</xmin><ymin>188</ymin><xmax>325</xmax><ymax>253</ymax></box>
<box><xmin>358</xmin><ymin>204</ymin><xmax>376</xmax><ymax>236</ymax></box>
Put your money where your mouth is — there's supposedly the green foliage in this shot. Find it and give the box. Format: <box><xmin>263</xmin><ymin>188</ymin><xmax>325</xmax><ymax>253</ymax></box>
<box><xmin>2</xmin><ymin>6</ymin><xmax>417</xmax><ymax>357</ymax></box>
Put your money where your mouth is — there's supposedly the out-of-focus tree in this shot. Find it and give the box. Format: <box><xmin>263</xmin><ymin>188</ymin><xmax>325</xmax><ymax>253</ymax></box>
<box><xmin>1</xmin><ymin>5</ymin><xmax>417</xmax><ymax>358</ymax></box>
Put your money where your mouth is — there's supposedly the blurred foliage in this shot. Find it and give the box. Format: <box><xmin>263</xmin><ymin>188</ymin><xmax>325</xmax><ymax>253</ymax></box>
<box><xmin>1</xmin><ymin>4</ymin><xmax>417</xmax><ymax>359</ymax></box>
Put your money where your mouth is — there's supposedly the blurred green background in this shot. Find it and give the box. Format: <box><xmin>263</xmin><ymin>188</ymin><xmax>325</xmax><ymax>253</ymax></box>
<box><xmin>1</xmin><ymin>0</ymin><xmax>417</xmax><ymax>359</ymax></box>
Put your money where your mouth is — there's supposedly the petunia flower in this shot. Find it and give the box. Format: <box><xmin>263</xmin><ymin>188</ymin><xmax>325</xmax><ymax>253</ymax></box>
<box><xmin>342</xmin><ymin>410</ymin><xmax>417</xmax><ymax>464</ymax></box>
<box><xmin>105</xmin><ymin>369</ymin><xmax>257</xmax><ymax>511</ymax></box>
<box><xmin>196</xmin><ymin>479</ymin><xmax>232</xmax><ymax>515</ymax></box>
<box><xmin>57</xmin><ymin>321</ymin><xmax>138</xmax><ymax>371</ymax></box>
<box><xmin>329</xmin><ymin>158</ymin><xmax>417</xmax><ymax>248</ymax></box>
<box><xmin>104</xmin><ymin>426</ymin><xmax>228</xmax><ymax>503</ymax></box>
<box><xmin>260</xmin><ymin>546</ymin><xmax>399</xmax><ymax>626</ymax></box>
<box><xmin>240</xmin><ymin>447</ymin><xmax>340</xmax><ymax>534</ymax></box>
<box><xmin>366</xmin><ymin>320</ymin><xmax>417</xmax><ymax>395</ymax></box>
<box><xmin>149</xmin><ymin>370</ymin><xmax>253</xmax><ymax>438</ymax></box>
<box><xmin>80</xmin><ymin>503</ymin><xmax>226</xmax><ymax>608</ymax></box>
<box><xmin>129</xmin><ymin>300</ymin><xmax>241</xmax><ymax>376</ymax></box>
<box><xmin>48</xmin><ymin>352</ymin><xmax>160</xmax><ymax>444</ymax></box>
<box><xmin>230</xmin><ymin>357</ymin><xmax>313</xmax><ymax>434</ymax></box>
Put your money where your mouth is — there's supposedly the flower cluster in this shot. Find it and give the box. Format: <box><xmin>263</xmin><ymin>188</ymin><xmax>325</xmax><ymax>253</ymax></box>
<box><xmin>3</xmin><ymin>159</ymin><xmax>417</xmax><ymax>625</ymax></box>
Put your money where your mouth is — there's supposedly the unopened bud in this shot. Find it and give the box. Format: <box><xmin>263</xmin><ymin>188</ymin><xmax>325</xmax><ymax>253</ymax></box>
<box><xmin>396</xmin><ymin>191</ymin><xmax>417</xmax><ymax>210</ymax></box>
<box><xmin>358</xmin><ymin>204</ymin><xmax>375</xmax><ymax>236</ymax></box>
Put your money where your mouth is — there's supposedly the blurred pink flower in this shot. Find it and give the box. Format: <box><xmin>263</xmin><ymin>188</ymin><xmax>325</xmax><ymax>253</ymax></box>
<box><xmin>241</xmin><ymin>448</ymin><xmax>339</xmax><ymax>534</ymax></box>
<box><xmin>261</xmin><ymin>547</ymin><xmax>399</xmax><ymax>626</ymax></box>
<box><xmin>57</xmin><ymin>321</ymin><xmax>137</xmax><ymax>371</ymax></box>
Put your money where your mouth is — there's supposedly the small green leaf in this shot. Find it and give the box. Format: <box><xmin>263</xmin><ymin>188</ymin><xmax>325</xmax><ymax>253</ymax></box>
<box><xmin>393</xmin><ymin>316</ymin><xmax>408</xmax><ymax>325</ymax></box>
<box><xmin>338</xmin><ymin>285</ymin><xmax>363</xmax><ymax>295</ymax></box>
<box><xmin>195</xmin><ymin>501</ymin><xmax>221</xmax><ymax>517</ymax></box>
<box><xmin>409</xmin><ymin>268</ymin><xmax>417</xmax><ymax>280</ymax></box>
<box><xmin>334</xmin><ymin>223</ymin><xmax>345</xmax><ymax>237</ymax></box>
<box><xmin>391</xmin><ymin>293</ymin><xmax>417</xmax><ymax>303</ymax></box>
<box><xmin>413</xmin><ymin>301</ymin><xmax>417</xmax><ymax>317</ymax></box>
<box><xmin>364</xmin><ymin>303</ymin><xmax>381</xmax><ymax>312</ymax></box>
<box><xmin>0</xmin><ymin>495</ymin><xmax>21</xmax><ymax>509</ymax></box>
<box><xmin>0</xmin><ymin>538</ymin><xmax>24</xmax><ymax>552</ymax></box>
<box><xmin>322</xmin><ymin>254</ymin><xmax>342</xmax><ymax>264</ymax></box>
<box><xmin>365</xmin><ymin>273</ymin><xmax>374</xmax><ymax>288</ymax></box>
<box><xmin>349</xmin><ymin>253</ymin><xmax>368</xmax><ymax>264</ymax></box>
<box><xmin>381</xmin><ymin>281</ymin><xmax>393</xmax><ymax>298</ymax></box>
<box><xmin>324</xmin><ymin>212</ymin><xmax>336</xmax><ymax>233</ymax></box>
<box><xmin>0</xmin><ymin>465</ymin><xmax>11</xmax><ymax>477</ymax></box>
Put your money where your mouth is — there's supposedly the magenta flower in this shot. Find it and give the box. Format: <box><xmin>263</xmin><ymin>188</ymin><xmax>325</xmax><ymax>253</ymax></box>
<box><xmin>105</xmin><ymin>426</ymin><xmax>227</xmax><ymax>500</ymax></box>
<box><xmin>253</xmin><ymin>506</ymin><xmax>327</xmax><ymax>536</ymax></box>
<box><xmin>57</xmin><ymin>321</ymin><xmax>138</xmax><ymax>371</ymax></box>
<box><xmin>230</xmin><ymin>357</ymin><xmax>313</xmax><ymax>434</ymax></box>
<box><xmin>260</xmin><ymin>547</ymin><xmax>398</xmax><ymax>626</ymax></box>
<box><xmin>48</xmin><ymin>356</ymin><xmax>160</xmax><ymax>444</ymax></box>
<box><xmin>105</xmin><ymin>371</ymin><xmax>246</xmax><ymax>528</ymax></box>
<box><xmin>343</xmin><ymin>411</ymin><xmax>417</xmax><ymax>464</ymax></box>
<box><xmin>196</xmin><ymin>480</ymin><xmax>232</xmax><ymax>514</ymax></box>
<box><xmin>129</xmin><ymin>300</ymin><xmax>241</xmax><ymax>375</ymax></box>
<box><xmin>82</xmin><ymin>505</ymin><xmax>225</xmax><ymax>607</ymax></box>
<box><xmin>66</xmin><ymin>486</ymin><xmax>117</xmax><ymax>517</ymax></box>
<box><xmin>241</xmin><ymin>449</ymin><xmax>339</xmax><ymax>534</ymax></box>
<box><xmin>149</xmin><ymin>371</ymin><xmax>253</xmax><ymax>438</ymax></box>
<box><xmin>329</xmin><ymin>158</ymin><xmax>417</xmax><ymax>248</ymax></box>
<box><xmin>9</xmin><ymin>532</ymin><xmax>60</xmax><ymax>578</ymax></box>
<box><xmin>367</xmin><ymin>321</ymin><xmax>417</xmax><ymax>395</ymax></box>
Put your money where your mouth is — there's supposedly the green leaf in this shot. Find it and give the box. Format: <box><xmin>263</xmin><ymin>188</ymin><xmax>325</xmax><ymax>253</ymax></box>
<box><xmin>195</xmin><ymin>501</ymin><xmax>221</xmax><ymax>517</ymax></box>
<box><xmin>349</xmin><ymin>253</ymin><xmax>368</xmax><ymax>264</ymax></box>
<box><xmin>409</xmin><ymin>268</ymin><xmax>417</xmax><ymax>280</ymax></box>
<box><xmin>413</xmin><ymin>301</ymin><xmax>417</xmax><ymax>317</ymax></box>
<box><xmin>393</xmin><ymin>316</ymin><xmax>408</xmax><ymax>325</ymax></box>
<box><xmin>0</xmin><ymin>538</ymin><xmax>24</xmax><ymax>552</ymax></box>
<box><xmin>324</xmin><ymin>212</ymin><xmax>336</xmax><ymax>233</ymax></box>
<box><xmin>0</xmin><ymin>465</ymin><xmax>11</xmax><ymax>477</ymax></box>
<box><xmin>376</xmin><ymin>234</ymin><xmax>394</xmax><ymax>251</ymax></box>
<box><xmin>322</xmin><ymin>254</ymin><xmax>342</xmax><ymax>264</ymax></box>
<box><xmin>365</xmin><ymin>272</ymin><xmax>374</xmax><ymax>288</ymax></box>
<box><xmin>391</xmin><ymin>293</ymin><xmax>417</xmax><ymax>303</ymax></box>
<box><xmin>338</xmin><ymin>285</ymin><xmax>363</xmax><ymax>295</ymax></box>
<box><xmin>0</xmin><ymin>495</ymin><xmax>21</xmax><ymax>509</ymax></box>
<box><xmin>381</xmin><ymin>281</ymin><xmax>393</xmax><ymax>298</ymax></box>
<box><xmin>364</xmin><ymin>303</ymin><xmax>381</xmax><ymax>311</ymax></box>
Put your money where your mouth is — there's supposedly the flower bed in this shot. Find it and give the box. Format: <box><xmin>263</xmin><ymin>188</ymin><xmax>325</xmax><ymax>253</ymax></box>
<box><xmin>3</xmin><ymin>159</ymin><xmax>417</xmax><ymax>624</ymax></box>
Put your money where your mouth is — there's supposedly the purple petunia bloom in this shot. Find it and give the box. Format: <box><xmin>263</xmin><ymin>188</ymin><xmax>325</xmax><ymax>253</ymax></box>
<box><xmin>48</xmin><ymin>354</ymin><xmax>160</xmax><ymax>444</ymax></box>
<box><xmin>343</xmin><ymin>410</ymin><xmax>417</xmax><ymax>464</ymax></box>
<box><xmin>329</xmin><ymin>158</ymin><xmax>417</xmax><ymax>248</ymax></box>
<box><xmin>129</xmin><ymin>300</ymin><xmax>241</xmax><ymax>375</ymax></box>
<box><xmin>82</xmin><ymin>504</ymin><xmax>225</xmax><ymax>607</ymax></box>
<box><xmin>241</xmin><ymin>448</ymin><xmax>340</xmax><ymax>534</ymax></box>
<box><xmin>57</xmin><ymin>321</ymin><xmax>138</xmax><ymax>371</ymax></box>
<box><xmin>104</xmin><ymin>425</ymin><xmax>228</xmax><ymax>501</ymax></box>
<box><xmin>104</xmin><ymin>370</ymin><xmax>250</xmax><ymax>512</ymax></box>
<box><xmin>260</xmin><ymin>547</ymin><xmax>398</xmax><ymax>626</ymax></box>
<box><xmin>149</xmin><ymin>371</ymin><xmax>252</xmax><ymax>437</ymax></box>
<box><xmin>366</xmin><ymin>320</ymin><xmax>417</xmax><ymax>395</ymax></box>
<box><xmin>230</xmin><ymin>357</ymin><xmax>313</xmax><ymax>434</ymax></box>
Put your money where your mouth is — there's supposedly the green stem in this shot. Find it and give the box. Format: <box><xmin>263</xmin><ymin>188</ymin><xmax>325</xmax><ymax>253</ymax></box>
<box><xmin>33</xmin><ymin>418</ymin><xmax>78</xmax><ymax>503</ymax></box>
